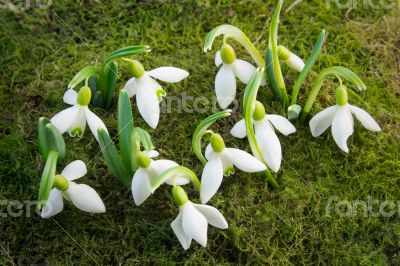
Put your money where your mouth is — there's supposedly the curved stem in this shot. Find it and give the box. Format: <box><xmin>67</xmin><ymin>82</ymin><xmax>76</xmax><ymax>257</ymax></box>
<box><xmin>151</xmin><ymin>166</ymin><xmax>201</xmax><ymax>192</ymax></box>
<box><xmin>299</xmin><ymin>66</ymin><xmax>366</xmax><ymax>122</ymax></box>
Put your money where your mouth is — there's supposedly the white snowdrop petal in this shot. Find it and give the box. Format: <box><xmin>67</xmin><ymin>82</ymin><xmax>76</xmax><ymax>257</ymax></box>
<box><xmin>331</xmin><ymin>106</ymin><xmax>354</xmax><ymax>153</ymax></box>
<box><xmin>200</xmin><ymin>154</ymin><xmax>223</xmax><ymax>204</ymax></box>
<box><xmin>151</xmin><ymin>159</ymin><xmax>190</xmax><ymax>186</ymax></box>
<box><xmin>171</xmin><ymin>211</ymin><xmax>192</xmax><ymax>250</ymax></box>
<box><xmin>255</xmin><ymin>121</ymin><xmax>282</xmax><ymax>172</ymax></box>
<box><xmin>66</xmin><ymin>183</ymin><xmax>106</xmax><ymax>213</ymax></box>
<box><xmin>40</xmin><ymin>189</ymin><xmax>64</xmax><ymax>218</ymax></box>
<box><xmin>86</xmin><ymin>108</ymin><xmax>108</xmax><ymax>142</ymax></box>
<box><xmin>234</xmin><ymin>59</ymin><xmax>257</xmax><ymax>84</ymax></box>
<box><xmin>131</xmin><ymin>168</ymin><xmax>152</xmax><ymax>206</ymax></box>
<box><xmin>124</xmin><ymin>77</ymin><xmax>137</xmax><ymax>97</ymax></box>
<box><xmin>215</xmin><ymin>65</ymin><xmax>236</xmax><ymax>109</ymax></box>
<box><xmin>193</xmin><ymin>204</ymin><xmax>228</xmax><ymax>229</ymax></box>
<box><xmin>144</xmin><ymin>150</ymin><xmax>159</xmax><ymax>158</ymax></box>
<box><xmin>181</xmin><ymin>202</ymin><xmax>208</xmax><ymax>247</ymax></box>
<box><xmin>61</xmin><ymin>160</ymin><xmax>87</xmax><ymax>181</ymax></box>
<box><xmin>136</xmin><ymin>80</ymin><xmax>160</xmax><ymax>129</ymax></box>
<box><xmin>266</xmin><ymin>115</ymin><xmax>296</xmax><ymax>136</ymax></box>
<box><xmin>350</xmin><ymin>105</ymin><xmax>381</xmax><ymax>132</ymax></box>
<box><xmin>309</xmin><ymin>106</ymin><xmax>337</xmax><ymax>137</ymax></box>
<box><xmin>215</xmin><ymin>51</ymin><xmax>222</xmax><ymax>67</ymax></box>
<box><xmin>147</xmin><ymin>67</ymin><xmax>189</xmax><ymax>83</ymax></box>
<box><xmin>225</xmin><ymin>148</ymin><xmax>266</xmax><ymax>172</ymax></box>
<box><xmin>205</xmin><ymin>144</ymin><xmax>213</xmax><ymax>160</ymax></box>
<box><xmin>230</xmin><ymin>119</ymin><xmax>247</xmax><ymax>138</ymax></box>
<box><xmin>286</xmin><ymin>53</ymin><xmax>305</xmax><ymax>72</ymax></box>
<box><xmin>50</xmin><ymin>106</ymin><xmax>80</xmax><ymax>134</ymax></box>
<box><xmin>63</xmin><ymin>89</ymin><xmax>78</xmax><ymax>105</ymax></box>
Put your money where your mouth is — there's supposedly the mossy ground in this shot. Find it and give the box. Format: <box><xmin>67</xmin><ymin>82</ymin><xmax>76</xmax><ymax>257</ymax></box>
<box><xmin>1</xmin><ymin>0</ymin><xmax>399</xmax><ymax>265</ymax></box>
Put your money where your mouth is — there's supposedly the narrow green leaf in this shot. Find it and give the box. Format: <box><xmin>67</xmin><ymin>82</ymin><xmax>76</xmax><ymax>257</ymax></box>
<box><xmin>103</xmin><ymin>46</ymin><xmax>151</xmax><ymax>65</ymax></box>
<box><xmin>38</xmin><ymin>151</ymin><xmax>58</xmax><ymax>210</ymax></box>
<box><xmin>38</xmin><ymin>117</ymin><xmax>66</xmax><ymax>161</ymax></box>
<box><xmin>265</xmin><ymin>48</ymin><xmax>282</xmax><ymax>102</ymax></box>
<box><xmin>105</xmin><ymin>61</ymin><xmax>118</xmax><ymax>108</ymax></box>
<box><xmin>38</xmin><ymin>117</ymin><xmax>50</xmax><ymax>160</ymax></box>
<box><xmin>291</xmin><ymin>30</ymin><xmax>326</xmax><ymax>106</ymax></box>
<box><xmin>118</xmin><ymin>89</ymin><xmax>134</xmax><ymax>175</ymax></box>
<box><xmin>151</xmin><ymin>166</ymin><xmax>200</xmax><ymax>192</ymax></box>
<box><xmin>105</xmin><ymin>45</ymin><xmax>150</xmax><ymax>62</ymax></box>
<box><xmin>192</xmin><ymin>110</ymin><xmax>232</xmax><ymax>164</ymax></box>
<box><xmin>97</xmin><ymin>128</ymin><xmax>131</xmax><ymax>186</ymax></box>
<box><xmin>134</xmin><ymin>127</ymin><xmax>154</xmax><ymax>151</ymax></box>
<box><xmin>68</xmin><ymin>66</ymin><xmax>98</xmax><ymax>89</ymax></box>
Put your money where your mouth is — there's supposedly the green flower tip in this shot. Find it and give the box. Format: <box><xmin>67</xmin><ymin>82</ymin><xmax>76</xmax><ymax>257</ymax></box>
<box><xmin>77</xmin><ymin>86</ymin><xmax>92</xmax><ymax>106</ymax></box>
<box><xmin>53</xmin><ymin>174</ymin><xmax>69</xmax><ymax>191</ymax></box>
<box><xmin>137</xmin><ymin>151</ymin><xmax>151</xmax><ymax>168</ymax></box>
<box><xmin>253</xmin><ymin>101</ymin><xmax>266</xmax><ymax>121</ymax></box>
<box><xmin>210</xmin><ymin>133</ymin><xmax>225</xmax><ymax>153</ymax></box>
<box><xmin>172</xmin><ymin>186</ymin><xmax>189</xmax><ymax>206</ymax></box>
<box><xmin>127</xmin><ymin>59</ymin><xmax>145</xmax><ymax>78</ymax></box>
<box><xmin>278</xmin><ymin>45</ymin><xmax>291</xmax><ymax>61</ymax></box>
<box><xmin>220</xmin><ymin>44</ymin><xmax>236</xmax><ymax>64</ymax></box>
<box><xmin>336</xmin><ymin>85</ymin><xmax>348</xmax><ymax>106</ymax></box>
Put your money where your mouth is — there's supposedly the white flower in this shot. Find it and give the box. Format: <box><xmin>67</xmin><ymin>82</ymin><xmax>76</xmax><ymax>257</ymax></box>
<box><xmin>40</xmin><ymin>160</ymin><xmax>106</xmax><ymax>218</ymax></box>
<box><xmin>131</xmin><ymin>151</ymin><xmax>190</xmax><ymax>206</ymax></box>
<box><xmin>285</xmin><ymin>52</ymin><xmax>305</xmax><ymax>72</ymax></box>
<box><xmin>51</xmin><ymin>88</ymin><xmax>108</xmax><ymax>142</ymax></box>
<box><xmin>309</xmin><ymin>104</ymin><xmax>381</xmax><ymax>153</ymax></box>
<box><xmin>214</xmin><ymin>44</ymin><xmax>265</xmax><ymax>109</ymax></box>
<box><xmin>171</xmin><ymin>201</ymin><xmax>228</xmax><ymax>250</ymax></box>
<box><xmin>124</xmin><ymin>61</ymin><xmax>189</xmax><ymax>128</ymax></box>
<box><xmin>200</xmin><ymin>134</ymin><xmax>266</xmax><ymax>204</ymax></box>
<box><xmin>230</xmin><ymin>115</ymin><xmax>296</xmax><ymax>173</ymax></box>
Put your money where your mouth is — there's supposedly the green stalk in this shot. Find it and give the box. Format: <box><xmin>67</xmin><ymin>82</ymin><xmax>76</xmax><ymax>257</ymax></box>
<box><xmin>204</xmin><ymin>24</ymin><xmax>265</xmax><ymax>67</ymax></box>
<box><xmin>269</xmin><ymin>0</ymin><xmax>289</xmax><ymax>107</ymax></box>
<box><xmin>291</xmin><ymin>29</ymin><xmax>326</xmax><ymax>105</ymax></box>
<box><xmin>151</xmin><ymin>166</ymin><xmax>201</xmax><ymax>192</ymax></box>
<box><xmin>192</xmin><ymin>110</ymin><xmax>232</xmax><ymax>164</ymax></box>
<box><xmin>38</xmin><ymin>151</ymin><xmax>58</xmax><ymax>210</ymax></box>
<box><xmin>299</xmin><ymin>66</ymin><xmax>366</xmax><ymax>122</ymax></box>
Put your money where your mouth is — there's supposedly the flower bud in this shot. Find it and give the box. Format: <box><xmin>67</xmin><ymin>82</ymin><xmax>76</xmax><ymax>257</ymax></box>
<box><xmin>336</xmin><ymin>85</ymin><xmax>348</xmax><ymax>106</ymax></box>
<box><xmin>287</xmin><ymin>104</ymin><xmax>302</xmax><ymax>120</ymax></box>
<box><xmin>127</xmin><ymin>60</ymin><xmax>145</xmax><ymax>78</ymax></box>
<box><xmin>210</xmin><ymin>133</ymin><xmax>225</xmax><ymax>153</ymax></box>
<box><xmin>220</xmin><ymin>44</ymin><xmax>236</xmax><ymax>64</ymax></box>
<box><xmin>77</xmin><ymin>86</ymin><xmax>92</xmax><ymax>106</ymax></box>
<box><xmin>53</xmin><ymin>174</ymin><xmax>69</xmax><ymax>191</ymax></box>
<box><xmin>172</xmin><ymin>186</ymin><xmax>189</xmax><ymax>206</ymax></box>
<box><xmin>278</xmin><ymin>45</ymin><xmax>305</xmax><ymax>72</ymax></box>
<box><xmin>253</xmin><ymin>101</ymin><xmax>266</xmax><ymax>121</ymax></box>
<box><xmin>136</xmin><ymin>151</ymin><xmax>151</xmax><ymax>168</ymax></box>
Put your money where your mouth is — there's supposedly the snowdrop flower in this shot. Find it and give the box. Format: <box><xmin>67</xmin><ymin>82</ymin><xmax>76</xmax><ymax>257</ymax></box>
<box><xmin>40</xmin><ymin>160</ymin><xmax>105</xmax><ymax>218</ymax></box>
<box><xmin>170</xmin><ymin>186</ymin><xmax>228</xmax><ymax>250</ymax></box>
<box><xmin>214</xmin><ymin>44</ymin><xmax>265</xmax><ymax>109</ymax></box>
<box><xmin>200</xmin><ymin>133</ymin><xmax>266</xmax><ymax>203</ymax></box>
<box><xmin>309</xmin><ymin>85</ymin><xmax>381</xmax><ymax>153</ymax></box>
<box><xmin>51</xmin><ymin>86</ymin><xmax>108</xmax><ymax>142</ymax></box>
<box><xmin>231</xmin><ymin>101</ymin><xmax>296</xmax><ymax>172</ymax></box>
<box><xmin>132</xmin><ymin>151</ymin><xmax>190</xmax><ymax>206</ymax></box>
<box><xmin>124</xmin><ymin>60</ymin><xmax>189</xmax><ymax>128</ymax></box>
<box><xmin>278</xmin><ymin>45</ymin><xmax>305</xmax><ymax>72</ymax></box>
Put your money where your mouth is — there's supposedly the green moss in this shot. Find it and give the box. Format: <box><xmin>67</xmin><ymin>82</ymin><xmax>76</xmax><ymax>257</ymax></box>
<box><xmin>0</xmin><ymin>1</ymin><xmax>399</xmax><ymax>265</ymax></box>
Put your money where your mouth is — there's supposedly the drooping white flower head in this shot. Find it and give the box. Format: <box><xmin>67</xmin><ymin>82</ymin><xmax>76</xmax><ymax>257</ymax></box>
<box><xmin>51</xmin><ymin>86</ymin><xmax>108</xmax><ymax>142</ymax></box>
<box><xmin>214</xmin><ymin>44</ymin><xmax>265</xmax><ymax>109</ymax></box>
<box><xmin>309</xmin><ymin>85</ymin><xmax>381</xmax><ymax>153</ymax></box>
<box><xmin>200</xmin><ymin>133</ymin><xmax>266</xmax><ymax>204</ymax></box>
<box><xmin>230</xmin><ymin>101</ymin><xmax>296</xmax><ymax>172</ymax></box>
<box><xmin>278</xmin><ymin>45</ymin><xmax>305</xmax><ymax>72</ymax></box>
<box><xmin>124</xmin><ymin>60</ymin><xmax>189</xmax><ymax>129</ymax></box>
<box><xmin>40</xmin><ymin>160</ymin><xmax>106</xmax><ymax>218</ymax></box>
<box><xmin>131</xmin><ymin>150</ymin><xmax>190</xmax><ymax>206</ymax></box>
<box><xmin>170</xmin><ymin>186</ymin><xmax>228</xmax><ymax>250</ymax></box>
